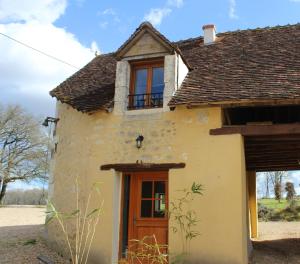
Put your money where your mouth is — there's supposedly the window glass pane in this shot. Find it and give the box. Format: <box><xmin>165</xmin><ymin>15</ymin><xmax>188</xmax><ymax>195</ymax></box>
<box><xmin>154</xmin><ymin>198</ymin><xmax>165</xmax><ymax>218</ymax></box>
<box><xmin>142</xmin><ymin>181</ymin><xmax>153</xmax><ymax>198</ymax></box>
<box><xmin>154</xmin><ymin>181</ymin><xmax>166</xmax><ymax>218</ymax></box>
<box><xmin>135</xmin><ymin>69</ymin><xmax>148</xmax><ymax>94</ymax></box>
<box><xmin>134</xmin><ymin>68</ymin><xmax>148</xmax><ymax>108</ymax></box>
<box><xmin>151</xmin><ymin>67</ymin><xmax>164</xmax><ymax>94</ymax></box>
<box><xmin>154</xmin><ymin>181</ymin><xmax>165</xmax><ymax>199</ymax></box>
<box><xmin>141</xmin><ymin>200</ymin><xmax>152</xmax><ymax>217</ymax></box>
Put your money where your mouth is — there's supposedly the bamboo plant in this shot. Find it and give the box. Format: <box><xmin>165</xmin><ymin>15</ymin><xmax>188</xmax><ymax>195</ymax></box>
<box><xmin>46</xmin><ymin>179</ymin><xmax>104</xmax><ymax>264</ymax></box>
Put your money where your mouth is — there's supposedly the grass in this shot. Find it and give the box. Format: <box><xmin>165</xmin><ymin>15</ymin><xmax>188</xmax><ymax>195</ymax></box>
<box><xmin>258</xmin><ymin>198</ymin><xmax>300</xmax><ymax>210</ymax></box>
<box><xmin>23</xmin><ymin>239</ymin><xmax>37</xmax><ymax>246</ymax></box>
<box><xmin>258</xmin><ymin>198</ymin><xmax>300</xmax><ymax>221</ymax></box>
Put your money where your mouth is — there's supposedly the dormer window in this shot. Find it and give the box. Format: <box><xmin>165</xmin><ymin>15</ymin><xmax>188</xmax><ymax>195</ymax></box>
<box><xmin>128</xmin><ymin>59</ymin><xmax>164</xmax><ymax>110</ymax></box>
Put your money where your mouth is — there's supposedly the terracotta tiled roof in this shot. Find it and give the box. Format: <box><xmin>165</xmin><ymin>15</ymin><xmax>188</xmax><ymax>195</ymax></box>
<box><xmin>50</xmin><ymin>53</ymin><xmax>116</xmax><ymax>112</ymax></box>
<box><xmin>50</xmin><ymin>23</ymin><xmax>300</xmax><ymax>112</ymax></box>
<box><xmin>170</xmin><ymin>24</ymin><xmax>300</xmax><ymax>107</ymax></box>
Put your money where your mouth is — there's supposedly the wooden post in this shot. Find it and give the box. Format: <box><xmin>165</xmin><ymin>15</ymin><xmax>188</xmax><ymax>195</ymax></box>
<box><xmin>247</xmin><ymin>171</ymin><xmax>258</xmax><ymax>238</ymax></box>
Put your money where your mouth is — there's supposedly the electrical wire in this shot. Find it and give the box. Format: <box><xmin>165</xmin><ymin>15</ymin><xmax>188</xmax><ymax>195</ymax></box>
<box><xmin>0</xmin><ymin>32</ymin><xmax>80</xmax><ymax>70</ymax></box>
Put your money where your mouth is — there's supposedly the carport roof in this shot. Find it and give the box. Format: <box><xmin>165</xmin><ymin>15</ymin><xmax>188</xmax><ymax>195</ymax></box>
<box><xmin>210</xmin><ymin>124</ymin><xmax>300</xmax><ymax>171</ymax></box>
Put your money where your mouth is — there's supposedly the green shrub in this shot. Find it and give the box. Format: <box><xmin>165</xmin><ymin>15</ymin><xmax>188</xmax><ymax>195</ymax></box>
<box><xmin>258</xmin><ymin>202</ymin><xmax>274</xmax><ymax>221</ymax></box>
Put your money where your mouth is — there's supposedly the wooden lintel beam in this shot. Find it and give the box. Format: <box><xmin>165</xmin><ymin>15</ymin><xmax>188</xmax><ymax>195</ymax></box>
<box><xmin>100</xmin><ymin>162</ymin><xmax>186</xmax><ymax>172</ymax></box>
<box><xmin>210</xmin><ymin>124</ymin><xmax>300</xmax><ymax>136</ymax></box>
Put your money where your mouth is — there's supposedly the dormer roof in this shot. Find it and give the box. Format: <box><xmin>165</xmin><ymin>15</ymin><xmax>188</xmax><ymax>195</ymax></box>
<box><xmin>116</xmin><ymin>22</ymin><xmax>178</xmax><ymax>59</ymax></box>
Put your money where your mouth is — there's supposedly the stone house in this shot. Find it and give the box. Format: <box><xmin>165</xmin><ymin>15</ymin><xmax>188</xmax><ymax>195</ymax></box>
<box><xmin>48</xmin><ymin>22</ymin><xmax>300</xmax><ymax>263</ymax></box>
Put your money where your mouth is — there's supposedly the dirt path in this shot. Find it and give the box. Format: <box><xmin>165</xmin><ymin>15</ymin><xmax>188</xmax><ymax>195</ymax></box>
<box><xmin>0</xmin><ymin>206</ymin><xmax>67</xmax><ymax>264</ymax></box>
<box><xmin>258</xmin><ymin>222</ymin><xmax>300</xmax><ymax>240</ymax></box>
<box><xmin>250</xmin><ymin>222</ymin><xmax>300</xmax><ymax>264</ymax></box>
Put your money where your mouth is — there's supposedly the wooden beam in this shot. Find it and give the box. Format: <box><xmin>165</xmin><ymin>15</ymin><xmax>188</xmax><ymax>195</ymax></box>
<box><xmin>249</xmin><ymin>165</ymin><xmax>300</xmax><ymax>172</ymax></box>
<box><xmin>245</xmin><ymin>135</ymin><xmax>300</xmax><ymax>142</ymax></box>
<box><xmin>245</xmin><ymin>147</ymin><xmax>300</xmax><ymax>153</ymax></box>
<box><xmin>100</xmin><ymin>162</ymin><xmax>186</xmax><ymax>172</ymax></box>
<box><xmin>247</xmin><ymin>171</ymin><xmax>257</xmax><ymax>238</ymax></box>
<box><xmin>245</xmin><ymin>142</ymin><xmax>300</xmax><ymax>148</ymax></box>
<box><xmin>181</xmin><ymin>99</ymin><xmax>300</xmax><ymax>109</ymax></box>
<box><xmin>223</xmin><ymin>108</ymin><xmax>232</xmax><ymax>126</ymax></box>
<box><xmin>210</xmin><ymin>124</ymin><xmax>300</xmax><ymax>136</ymax></box>
<box><xmin>247</xmin><ymin>160</ymin><xmax>300</xmax><ymax>167</ymax></box>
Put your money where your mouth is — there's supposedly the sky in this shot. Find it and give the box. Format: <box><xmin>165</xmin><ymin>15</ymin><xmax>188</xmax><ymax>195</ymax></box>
<box><xmin>0</xmin><ymin>0</ymin><xmax>300</xmax><ymax>189</ymax></box>
<box><xmin>1</xmin><ymin>0</ymin><xmax>300</xmax><ymax>117</ymax></box>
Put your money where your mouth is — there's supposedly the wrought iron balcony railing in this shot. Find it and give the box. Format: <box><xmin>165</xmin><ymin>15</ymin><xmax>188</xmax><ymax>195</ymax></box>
<box><xmin>128</xmin><ymin>93</ymin><xmax>163</xmax><ymax>110</ymax></box>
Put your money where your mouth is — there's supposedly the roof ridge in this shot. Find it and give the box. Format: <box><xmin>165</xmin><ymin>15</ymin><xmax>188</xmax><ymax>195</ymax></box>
<box><xmin>98</xmin><ymin>23</ymin><xmax>300</xmax><ymax>57</ymax></box>
<box><xmin>217</xmin><ymin>22</ymin><xmax>300</xmax><ymax>36</ymax></box>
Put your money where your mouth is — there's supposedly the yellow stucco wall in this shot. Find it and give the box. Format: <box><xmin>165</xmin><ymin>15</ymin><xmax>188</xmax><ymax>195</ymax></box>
<box><xmin>48</xmin><ymin>102</ymin><xmax>248</xmax><ymax>264</ymax></box>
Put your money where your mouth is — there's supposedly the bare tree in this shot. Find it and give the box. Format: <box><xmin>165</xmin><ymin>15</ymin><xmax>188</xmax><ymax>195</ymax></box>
<box><xmin>3</xmin><ymin>188</ymin><xmax>48</xmax><ymax>205</ymax></box>
<box><xmin>285</xmin><ymin>182</ymin><xmax>296</xmax><ymax>201</ymax></box>
<box><xmin>264</xmin><ymin>171</ymin><xmax>287</xmax><ymax>201</ymax></box>
<box><xmin>263</xmin><ymin>173</ymin><xmax>271</xmax><ymax>198</ymax></box>
<box><xmin>0</xmin><ymin>105</ymin><xmax>48</xmax><ymax>204</ymax></box>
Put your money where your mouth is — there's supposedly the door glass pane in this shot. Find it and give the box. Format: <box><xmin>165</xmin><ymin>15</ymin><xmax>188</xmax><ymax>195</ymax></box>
<box><xmin>154</xmin><ymin>181</ymin><xmax>165</xmax><ymax>199</ymax></box>
<box><xmin>154</xmin><ymin>181</ymin><xmax>166</xmax><ymax>218</ymax></box>
<box><xmin>154</xmin><ymin>198</ymin><xmax>165</xmax><ymax>218</ymax></box>
<box><xmin>141</xmin><ymin>200</ymin><xmax>152</xmax><ymax>217</ymax></box>
<box><xmin>142</xmin><ymin>181</ymin><xmax>153</xmax><ymax>198</ymax></box>
<box><xmin>151</xmin><ymin>67</ymin><xmax>164</xmax><ymax>94</ymax></box>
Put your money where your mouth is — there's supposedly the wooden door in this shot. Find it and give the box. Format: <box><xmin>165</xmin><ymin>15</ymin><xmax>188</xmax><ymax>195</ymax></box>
<box><xmin>127</xmin><ymin>171</ymin><xmax>168</xmax><ymax>262</ymax></box>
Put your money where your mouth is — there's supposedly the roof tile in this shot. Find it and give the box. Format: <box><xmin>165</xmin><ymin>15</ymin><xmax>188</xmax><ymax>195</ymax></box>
<box><xmin>50</xmin><ymin>23</ymin><xmax>300</xmax><ymax>112</ymax></box>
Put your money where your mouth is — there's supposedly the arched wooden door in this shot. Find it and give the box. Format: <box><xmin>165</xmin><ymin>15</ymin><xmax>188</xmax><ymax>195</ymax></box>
<box><xmin>127</xmin><ymin>171</ymin><xmax>168</xmax><ymax>263</ymax></box>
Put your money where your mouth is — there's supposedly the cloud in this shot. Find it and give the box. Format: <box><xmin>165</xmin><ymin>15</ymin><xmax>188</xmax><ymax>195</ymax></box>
<box><xmin>0</xmin><ymin>0</ymin><xmax>97</xmax><ymax>116</ymax></box>
<box><xmin>229</xmin><ymin>0</ymin><xmax>238</xmax><ymax>19</ymax></box>
<box><xmin>167</xmin><ymin>0</ymin><xmax>184</xmax><ymax>8</ymax></box>
<box><xmin>99</xmin><ymin>21</ymin><xmax>108</xmax><ymax>29</ymax></box>
<box><xmin>99</xmin><ymin>8</ymin><xmax>120</xmax><ymax>23</ymax></box>
<box><xmin>91</xmin><ymin>41</ymin><xmax>100</xmax><ymax>54</ymax></box>
<box><xmin>98</xmin><ymin>8</ymin><xmax>121</xmax><ymax>30</ymax></box>
<box><xmin>143</xmin><ymin>0</ymin><xmax>183</xmax><ymax>27</ymax></box>
<box><xmin>0</xmin><ymin>0</ymin><xmax>67</xmax><ymax>24</ymax></box>
<box><xmin>101</xmin><ymin>8</ymin><xmax>116</xmax><ymax>16</ymax></box>
<box><xmin>144</xmin><ymin>8</ymin><xmax>172</xmax><ymax>26</ymax></box>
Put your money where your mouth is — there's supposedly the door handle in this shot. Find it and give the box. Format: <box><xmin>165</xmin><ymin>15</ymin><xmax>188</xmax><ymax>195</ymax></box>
<box><xmin>133</xmin><ymin>216</ymin><xmax>137</xmax><ymax>226</ymax></box>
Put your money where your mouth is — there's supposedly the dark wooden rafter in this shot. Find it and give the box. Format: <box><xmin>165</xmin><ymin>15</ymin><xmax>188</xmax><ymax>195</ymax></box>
<box><xmin>249</xmin><ymin>166</ymin><xmax>300</xmax><ymax>172</ymax></box>
<box><xmin>244</xmin><ymin>134</ymin><xmax>300</xmax><ymax>172</ymax></box>
<box><xmin>100</xmin><ymin>163</ymin><xmax>185</xmax><ymax>172</ymax></box>
<box><xmin>223</xmin><ymin>108</ymin><xmax>232</xmax><ymax>126</ymax></box>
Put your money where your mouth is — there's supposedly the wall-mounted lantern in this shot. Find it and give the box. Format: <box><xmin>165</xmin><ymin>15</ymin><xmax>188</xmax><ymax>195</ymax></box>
<box><xmin>42</xmin><ymin>117</ymin><xmax>59</xmax><ymax>127</ymax></box>
<box><xmin>136</xmin><ymin>135</ymin><xmax>144</xmax><ymax>149</ymax></box>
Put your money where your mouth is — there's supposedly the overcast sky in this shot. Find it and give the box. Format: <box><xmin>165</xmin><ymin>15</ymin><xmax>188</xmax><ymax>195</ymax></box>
<box><xmin>1</xmin><ymin>0</ymin><xmax>300</xmax><ymax>189</ymax></box>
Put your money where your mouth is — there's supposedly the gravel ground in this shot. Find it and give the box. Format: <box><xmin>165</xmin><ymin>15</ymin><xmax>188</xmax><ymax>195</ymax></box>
<box><xmin>257</xmin><ymin>222</ymin><xmax>300</xmax><ymax>240</ymax></box>
<box><xmin>0</xmin><ymin>206</ymin><xmax>68</xmax><ymax>264</ymax></box>
<box><xmin>250</xmin><ymin>222</ymin><xmax>300</xmax><ymax>264</ymax></box>
<box><xmin>1</xmin><ymin>208</ymin><xmax>300</xmax><ymax>264</ymax></box>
